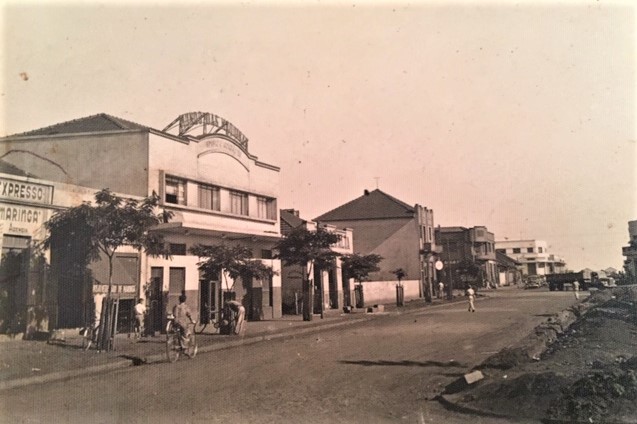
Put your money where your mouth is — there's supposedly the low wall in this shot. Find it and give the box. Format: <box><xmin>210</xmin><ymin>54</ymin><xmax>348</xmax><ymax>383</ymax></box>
<box><xmin>361</xmin><ymin>279</ymin><xmax>420</xmax><ymax>306</ymax></box>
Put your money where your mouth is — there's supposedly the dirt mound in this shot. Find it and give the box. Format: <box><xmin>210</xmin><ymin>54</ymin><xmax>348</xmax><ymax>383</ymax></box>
<box><xmin>441</xmin><ymin>286</ymin><xmax>637</xmax><ymax>423</ymax></box>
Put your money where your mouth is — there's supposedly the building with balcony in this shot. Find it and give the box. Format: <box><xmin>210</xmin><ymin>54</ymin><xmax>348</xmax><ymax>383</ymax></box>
<box><xmin>315</xmin><ymin>189</ymin><xmax>438</xmax><ymax>305</ymax></box>
<box><xmin>622</xmin><ymin>220</ymin><xmax>637</xmax><ymax>280</ymax></box>
<box><xmin>0</xmin><ymin>112</ymin><xmax>283</xmax><ymax>333</ymax></box>
<box><xmin>279</xmin><ymin>209</ymin><xmax>353</xmax><ymax>314</ymax></box>
<box><xmin>495</xmin><ymin>239</ymin><xmax>566</xmax><ymax>276</ymax></box>
<box><xmin>435</xmin><ymin>226</ymin><xmax>498</xmax><ymax>289</ymax></box>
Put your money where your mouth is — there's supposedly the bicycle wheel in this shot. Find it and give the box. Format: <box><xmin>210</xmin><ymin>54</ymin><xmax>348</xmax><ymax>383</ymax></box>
<box><xmin>185</xmin><ymin>333</ymin><xmax>197</xmax><ymax>359</ymax></box>
<box><xmin>82</xmin><ymin>328</ymin><xmax>93</xmax><ymax>351</ymax></box>
<box><xmin>166</xmin><ymin>332</ymin><xmax>180</xmax><ymax>363</ymax></box>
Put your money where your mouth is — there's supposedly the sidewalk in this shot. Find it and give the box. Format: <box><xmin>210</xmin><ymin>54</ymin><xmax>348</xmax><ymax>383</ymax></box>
<box><xmin>0</xmin><ymin>294</ymin><xmax>469</xmax><ymax>391</ymax></box>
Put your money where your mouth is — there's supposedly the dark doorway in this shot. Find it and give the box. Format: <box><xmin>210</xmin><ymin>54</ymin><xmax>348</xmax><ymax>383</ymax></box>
<box><xmin>328</xmin><ymin>268</ymin><xmax>338</xmax><ymax>309</ymax></box>
<box><xmin>148</xmin><ymin>268</ymin><xmax>163</xmax><ymax>334</ymax></box>
<box><xmin>0</xmin><ymin>236</ymin><xmax>30</xmax><ymax>333</ymax></box>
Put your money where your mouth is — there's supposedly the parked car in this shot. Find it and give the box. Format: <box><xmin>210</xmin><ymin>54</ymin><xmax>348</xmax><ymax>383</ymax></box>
<box><xmin>523</xmin><ymin>275</ymin><xmax>545</xmax><ymax>289</ymax></box>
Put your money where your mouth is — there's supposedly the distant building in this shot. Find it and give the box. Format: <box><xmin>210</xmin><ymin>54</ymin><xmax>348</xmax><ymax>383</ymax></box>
<box><xmin>315</xmin><ymin>189</ymin><xmax>439</xmax><ymax>305</ymax></box>
<box><xmin>495</xmin><ymin>239</ymin><xmax>566</xmax><ymax>276</ymax></box>
<box><xmin>279</xmin><ymin>209</ymin><xmax>353</xmax><ymax>314</ymax></box>
<box><xmin>435</xmin><ymin>226</ymin><xmax>498</xmax><ymax>288</ymax></box>
<box><xmin>622</xmin><ymin>220</ymin><xmax>637</xmax><ymax>280</ymax></box>
<box><xmin>496</xmin><ymin>251</ymin><xmax>522</xmax><ymax>286</ymax></box>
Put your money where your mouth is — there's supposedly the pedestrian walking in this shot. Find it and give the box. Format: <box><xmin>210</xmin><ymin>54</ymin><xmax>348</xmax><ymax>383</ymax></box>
<box><xmin>438</xmin><ymin>281</ymin><xmax>445</xmax><ymax>299</ymax></box>
<box><xmin>573</xmin><ymin>280</ymin><xmax>580</xmax><ymax>300</ymax></box>
<box><xmin>467</xmin><ymin>286</ymin><xmax>476</xmax><ymax>312</ymax></box>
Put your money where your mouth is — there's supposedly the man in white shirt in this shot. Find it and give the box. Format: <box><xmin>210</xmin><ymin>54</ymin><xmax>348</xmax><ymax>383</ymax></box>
<box><xmin>134</xmin><ymin>299</ymin><xmax>147</xmax><ymax>338</ymax></box>
<box><xmin>467</xmin><ymin>286</ymin><xmax>476</xmax><ymax>312</ymax></box>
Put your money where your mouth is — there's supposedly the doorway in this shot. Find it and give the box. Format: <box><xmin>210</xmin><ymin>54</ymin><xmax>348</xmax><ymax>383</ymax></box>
<box><xmin>148</xmin><ymin>268</ymin><xmax>164</xmax><ymax>334</ymax></box>
<box><xmin>199</xmin><ymin>279</ymin><xmax>220</xmax><ymax>324</ymax></box>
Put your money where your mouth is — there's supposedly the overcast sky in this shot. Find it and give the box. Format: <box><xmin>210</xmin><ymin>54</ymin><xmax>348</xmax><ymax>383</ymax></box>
<box><xmin>1</xmin><ymin>0</ymin><xmax>635</xmax><ymax>271</ymax></box>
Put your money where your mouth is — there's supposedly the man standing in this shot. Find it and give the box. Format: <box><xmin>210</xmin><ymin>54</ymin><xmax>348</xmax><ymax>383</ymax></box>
<box><xmin>573</xmin><ymin>280</ymin><xmax>580</xmax><ymax>300</ymax></box>
<box><xmin>134</xmin><ymin>299</ymin><xmax>147</xmax><ymax>339</ymax></box>
<box><xmin>438</xmin><ymin>281</ymin><xmax>445</xmax><ymax>299</ymax></box>
<box><xmin>467</xmin><ymin>286</ymin><xmax>476</xmax><ymax>312</ymax></box>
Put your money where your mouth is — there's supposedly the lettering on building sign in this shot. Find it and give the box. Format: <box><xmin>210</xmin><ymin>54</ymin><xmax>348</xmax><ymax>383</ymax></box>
<box><xmin>202</xmin><ymin>139</ymin><xmax>250</xmax><ymax>169</ymax></box>
<box><xmin>8</xmin><ymin>224</ymin><xmax>28</xmax><ymax>234</ymax></box>
<box><xmin>0</xmin><ymin>206</ymin><xmax>42</xmax><ymax>224</ymax></box>
<box><xmin>0</xmin><ymin>179</ymin><xmax>53</xmax><ymax>205</ymax></box>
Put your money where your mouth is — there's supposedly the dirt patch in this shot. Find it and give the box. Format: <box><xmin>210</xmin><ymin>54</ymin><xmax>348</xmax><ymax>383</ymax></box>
<box><xmin>441</xmin><ymin>287</ymin><xmax>637</xmax><ymax>423</ymax></box>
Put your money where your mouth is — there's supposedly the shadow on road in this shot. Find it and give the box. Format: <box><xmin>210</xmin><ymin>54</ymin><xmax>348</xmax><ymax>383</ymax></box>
<box><xmin>338</xmin><ymin>359</ymin><xmax>467</xmax><ymax>368</ymax></box>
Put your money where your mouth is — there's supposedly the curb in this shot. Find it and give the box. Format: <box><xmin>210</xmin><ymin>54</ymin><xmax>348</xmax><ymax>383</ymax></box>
<box><xmin>0</xmin><ymin>314</ymin><xmax>374</xmax><ymax>391</ymax></box>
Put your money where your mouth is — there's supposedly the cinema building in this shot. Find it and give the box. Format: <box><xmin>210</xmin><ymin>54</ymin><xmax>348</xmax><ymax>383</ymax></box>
<box><xmin>0</xmin><ymin>112</ymin><xmax>283</xmax><ymax>335</ymax></box>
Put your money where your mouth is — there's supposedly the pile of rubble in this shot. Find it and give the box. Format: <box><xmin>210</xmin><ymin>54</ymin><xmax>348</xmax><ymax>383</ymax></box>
<box><xmin>438</xmin><ymin>286</ymin><xmax>637</xmax><ymax>423</ymax></box>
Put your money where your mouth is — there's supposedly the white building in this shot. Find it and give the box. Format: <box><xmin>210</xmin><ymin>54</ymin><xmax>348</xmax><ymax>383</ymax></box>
<box><xmin>495</xmin><ymin>239</ymin><xmax>566</xmax><ymax>276</ymax></box>
<box><xmin>622</xmin><ymin>220</ymin><xmax>637</xmax><ymax>279</ymax></box>
<box><xmin>1</xmin><ymin>112</ymin><xmax>283</xmax><ymax>333</ymax></box>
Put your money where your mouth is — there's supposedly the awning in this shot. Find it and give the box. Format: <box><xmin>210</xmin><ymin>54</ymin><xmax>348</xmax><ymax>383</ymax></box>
<box><xmin>151</xmin><ymin>221</ymin><xmax>281</xmax><ymax>243</ymax></box>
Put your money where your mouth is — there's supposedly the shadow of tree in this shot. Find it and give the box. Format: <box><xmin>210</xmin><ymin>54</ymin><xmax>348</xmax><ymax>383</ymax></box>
<box><xmin>338</xmin><ymin>359</ymin><xmax>467</xmax><ymax>368</ymax></box>
<box><xmin>118</xmin><ymin>355</ymin><xmax>147</xmax><ymax>366</ymax></box>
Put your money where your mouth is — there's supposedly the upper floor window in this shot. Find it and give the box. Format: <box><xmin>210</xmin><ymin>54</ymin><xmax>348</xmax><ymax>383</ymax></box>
<box><xmin>538</xmin><ymin>247</ymin><xmax>544</xmax><ymax>253</ymax></box>
<box><xmin>198</xmin><ymin>184</ymin><xmax>220</xmax><ymax>211</ymax></box>
<box><xmin>230</xmin><ymin>191</ymin><xmax>248</xmax><ymax>216</ymax></box>
<box><xmin>527</xmin><ymin>247</ymin><xmax>534</xmax><ymax>253</ymax></box>
<box><xmin>169</xmin><ymin>243</ymin><xmax>187</xmax><ymax>255</ymax></box>
<box><xmin>334</xmin><ymin>233</ymin><xmax>350</xmax><ymax>249</ymax></box>
<box><xmin>512</xmin><ymin>248</ymin><xmax>521</xmax><ymax>254</ymax></box>
<box><xmin>256</xmin><ymin>196</ymin><xmax>277</xmax><ymax>220</ymax></box>
<box><xmin>165</xmin><ymin>176</ymin><xmax>186</xmax><ymax>205</ymax></box>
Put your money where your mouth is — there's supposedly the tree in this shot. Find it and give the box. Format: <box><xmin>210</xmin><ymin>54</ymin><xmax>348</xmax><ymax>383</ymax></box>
<box><xmin>342</xmin><ymin>253</ymin><xmax>383</xmax><ymax>285</ymax></box>
<box><xmin>274</xmin><ymin>227</ymin><xmax>341</xmax><ymax>321</ymax></box>
<box><xmin>391</xmin><ymin>268</ymin><xmax>407</xmax><ymax>286</ymax></box>
<box><xmin>43</xmin><ymin>189</ymin><xmax>172</xmax><ymax>349</ymax></box>
<box><xmin>342</xmin><ymin>253</ymin><xmax>383</xmax><ymax>308</ymax></box>
<box><xmin>190</xmin><ymin>244</ymin><xmax>276</xmax><ymax>295</ymax></box>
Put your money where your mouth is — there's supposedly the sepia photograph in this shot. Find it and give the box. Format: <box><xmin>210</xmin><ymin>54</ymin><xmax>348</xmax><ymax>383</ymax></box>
<box><xmin>0</xmin><ymin>0</ymin><xmax>635</xmax><ymax>422</ymax></box>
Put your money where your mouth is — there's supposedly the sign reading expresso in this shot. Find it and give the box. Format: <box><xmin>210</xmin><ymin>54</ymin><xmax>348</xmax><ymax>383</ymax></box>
<box><xmin>0</xmin><ymin>178</ymin><xmax>53</xmax><ymax>205</ymax></box>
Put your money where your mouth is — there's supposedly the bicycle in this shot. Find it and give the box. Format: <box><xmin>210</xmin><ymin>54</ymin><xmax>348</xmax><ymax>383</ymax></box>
<box><xmin>80</xmin><ymin>323</ymin><xmax>99</xmax><ymax>351</ymax></box>
<box><xmin>165</xmin><ymin>315</ymin><xmax>197</xmax><ymax>363</ymax></box>
<box><xmin>194</xmin><ymin>304</ymin><xmax>217</xmax><ymax>335</ymax></box>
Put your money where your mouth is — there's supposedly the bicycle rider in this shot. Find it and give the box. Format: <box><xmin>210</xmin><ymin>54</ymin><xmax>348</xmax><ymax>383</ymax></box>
<box><xmin>173</xmin><ymin>294</ymin><xmax>195</xmax><ymax>348</ymax></box>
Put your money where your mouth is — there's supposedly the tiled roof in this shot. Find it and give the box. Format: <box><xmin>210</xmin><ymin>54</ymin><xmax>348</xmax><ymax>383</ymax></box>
<box><xmin>0</xmin><ymin>160</ymin><xmax>36</xmax><ymax>177</ymax></box>
<box><xmin>315</xmin><ymin>189</ymin><xmax>415</xmax><ymax>221</ymax></box>
<box><xmin>5</xmin><ymin>114</ymin><xmax>150</xmax><ymax>138</ymax></box>
<box><xmin>280</xmin><ymin>209</ymin><xmax>306</xmax><ymax>229</ymax></box>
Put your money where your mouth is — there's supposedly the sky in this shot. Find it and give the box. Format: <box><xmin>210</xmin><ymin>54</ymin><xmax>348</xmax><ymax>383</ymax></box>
<box><xmin>0</xmin><ymin>0</ymin><xmax>635</xmax><ymax>271</ymax></box>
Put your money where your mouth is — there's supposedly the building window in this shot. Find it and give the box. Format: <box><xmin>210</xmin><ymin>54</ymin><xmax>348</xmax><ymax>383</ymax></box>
<box><xmin>256</xmin><ymin>196</ymin><xmax>276</xmax><ymax>220</ymax></box>
<box><xmin>198</xmin><ymin>184</ymin><xmax>220</xmax><ymax>211</ymax></box>
<box><xmin>230</xmin><ymin>191</ymin><xmax>249</xmax><ymax>215</ymax></box>
<box><xmin>169</xmin><ymin>243</ymin><xmax>187</xmax><ymax>256</ymax></box>
<box><xmin>428</xmin><ymin>227</ymin><xmax>433</xmax><ymax>242</ymax></box>
<box><xmin>165</xmin><ymin>176</ymin><xmax>186</xmax><ymax>205</ymax></box>
<box><xmin>538</xmin><ymin>262</ymin><xmax>545</xmax><ymax>268</ymax></box>
<box><xmin>513</xmin><ymin>248</ymin><xmax>521</xmax><ymax>254</ymax></box>
<box><xmin>539</xmin><ymin>247</ymin><xmax>544</xmax><ymax>253</ymax></box>
<box><xmin>527</xmin><ymin>247</ymin><xmax>534</xmax><ymax>253</ymax></box>
<box><xmin>334</xmin><ymin>234</ymin><xmax>350</xmax><ymax>249</ymax></box>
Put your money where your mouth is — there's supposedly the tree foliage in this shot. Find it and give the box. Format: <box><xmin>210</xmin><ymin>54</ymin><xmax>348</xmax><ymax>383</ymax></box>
<box><xmin>391</xmin><ymin>268</ymin><xmax>407</xmax><ymax>285</ymax></box>
<box><xmin>43</xmin><ymin>188</ymin><xmax>172</xmax><ymax>294</ymax></box>
<box><xmin>274</xmin><ymin>227</ymin><xmax>342</xmax><ymax>272</ymax></box>
<box><xmin>190</xmin><ymin>244</ymin><xmax>276</xmax><ymax>291</ymax></box>
<box><xmin>342</xmin><ymin>253</ymin><xmax>383</xmax><ymax>284</ymax></box>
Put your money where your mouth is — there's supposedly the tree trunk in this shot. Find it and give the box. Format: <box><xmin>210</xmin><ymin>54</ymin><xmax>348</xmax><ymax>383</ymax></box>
<box><xmin>303</xmin><ymin>277</ymin><xmax>313</xmax><ymax>321</ymax></box>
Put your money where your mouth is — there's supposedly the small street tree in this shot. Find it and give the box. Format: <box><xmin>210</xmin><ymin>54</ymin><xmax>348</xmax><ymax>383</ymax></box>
<box><xmin>43</xmin><ymin>189</ymin><xmax>172</xmax><ymax>350</ymax></box>
<box><xmin>190</xmin><ymin>243</ymin><xmax>276</xmax><ymax>296</ymax></box>
<box><xmin>274</xmin><ymin>227</ymin><xmax>341</xmax><ymax>321</ymax></box>
<box><xmin>342</xmin><ymin>253</ymin><xmax>383</xmax><ymax>308</ymax></box>
<box><xmin>391</xmin><ymin>268</ymin><xmax>407</xmax><ymax>286</ymax></box>
<box><xmin>391</xmin><ymin>268</ymin><xmax>407</xmax><ymax>306</ymax></box>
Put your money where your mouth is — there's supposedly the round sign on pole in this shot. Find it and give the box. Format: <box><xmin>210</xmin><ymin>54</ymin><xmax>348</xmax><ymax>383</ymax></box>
<box><xmin>435</xmin><ymin>260</ymin><xmax>444</xmax><ymax>271</ymax></box>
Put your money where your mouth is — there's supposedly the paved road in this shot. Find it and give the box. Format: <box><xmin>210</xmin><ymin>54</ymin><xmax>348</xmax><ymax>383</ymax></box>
<box><xmin>1</xmin><ymin>288</ymin><xmax>581</xmax><ymax>424</ymax></box>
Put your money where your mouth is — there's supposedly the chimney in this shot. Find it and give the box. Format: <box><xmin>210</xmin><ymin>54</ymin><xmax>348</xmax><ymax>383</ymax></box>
<box><xmin>364</xmin><ymin>189</ymin><xmax>370</xmax><ymax>196</ymax></box>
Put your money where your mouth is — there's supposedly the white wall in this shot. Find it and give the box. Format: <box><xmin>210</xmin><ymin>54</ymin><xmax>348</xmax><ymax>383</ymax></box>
<box><xmin>360</xmin><ymin>279</ymin><xmax>420</xmax><ymax>306</ymax></box>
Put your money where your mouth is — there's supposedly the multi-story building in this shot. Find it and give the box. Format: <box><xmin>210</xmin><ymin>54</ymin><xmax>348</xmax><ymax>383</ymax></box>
<box><xmin>495</xmin><ymin>239</ymin><xmax>566</xmax><ymax>276</ymax></box>
<box><xmin>0</xmin><ymin>112</ymin><xmax>283</xmax><ymax>333</ymax></box>
<box><xmin>315</xmin><ymin>189</ymin><xmax>439</xmax><ymax>305</ymax></box>
<box><xmin>279</xmin><ymin>209</ymin><xmax>353</xmax><ymax>314</ymax></box>
<box><xmin>622</xmin><ymin>220</ymin><xmax>637</xmax><ymax>280</ymax></box>
<box><xmin>0</xmin><ymin>163</ymin><xmax>100</xmax><ymax>335</ymax></box>
<box><xmin>435</xmin><ymin>226</ymin><xmax>497</xmax><ymax>288</ymax></box>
